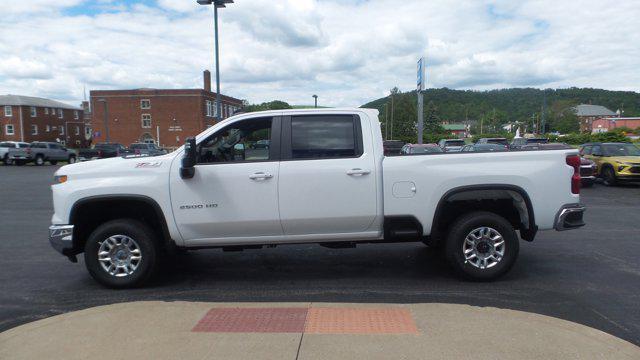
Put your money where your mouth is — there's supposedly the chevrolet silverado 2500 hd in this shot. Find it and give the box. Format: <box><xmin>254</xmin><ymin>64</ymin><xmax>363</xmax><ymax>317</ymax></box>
<box><xmin>49</xmin><ymin>108</ymin><xmax>585</xmax><ymax>287</ymax></box>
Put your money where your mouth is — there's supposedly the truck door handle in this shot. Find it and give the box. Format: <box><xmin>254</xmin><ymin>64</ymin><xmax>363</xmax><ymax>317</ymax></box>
<box><xmin>249</xmin><ymin>172</ymin><xmax>273</xmax><ymax>180</ymax></box>
<box><xmin>347</xmin><ymin>168</ymin><xmax>371</xmax><ymax>176</ymax></box>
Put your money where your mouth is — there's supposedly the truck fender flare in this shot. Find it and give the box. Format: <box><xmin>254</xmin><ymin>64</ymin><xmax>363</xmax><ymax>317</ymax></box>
<box><xmin>69</xmin><ymin>194</ymin><xmax>172</xmax><ymax>246</ymax></box>
<box><xmin>431</xmin><ymin>184</ymin><xmax>537</xmax><ymax>241</ymax></box>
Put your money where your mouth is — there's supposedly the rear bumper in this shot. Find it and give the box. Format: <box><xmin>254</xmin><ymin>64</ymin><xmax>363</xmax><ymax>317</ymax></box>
<box><xmin>49</xmin><ymin>224</ymin><xmax>74</xmax><ymax>255</ymax></box>
<box><xmin>554</xmin><ymin>204</ymin><xmax>586</xmax><ymax>231</ymax></box>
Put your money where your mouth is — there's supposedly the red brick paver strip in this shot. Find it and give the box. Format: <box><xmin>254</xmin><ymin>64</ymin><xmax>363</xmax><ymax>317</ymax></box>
<box><xmin>304</xmin><ymin>307</ymin><xmax>419</xmax><ymax>334</ymax></box>
<box><xmin>192</xmin><ymin>307</ymin><xmax>308</xmax><ymax>333</ymax></box>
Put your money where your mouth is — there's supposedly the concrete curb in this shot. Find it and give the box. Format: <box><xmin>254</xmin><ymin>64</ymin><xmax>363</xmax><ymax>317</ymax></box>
<box><xmin>1</xmin><ymin>301</ymin><xmax>639</xmax><ymax>359</ymax></box>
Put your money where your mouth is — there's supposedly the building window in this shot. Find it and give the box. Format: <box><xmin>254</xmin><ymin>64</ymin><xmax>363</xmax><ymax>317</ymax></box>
<box><xmin>141</xmin><ymin>99</ymin><xmax>151</xmax><ymax>109</ymax></box>
<box><xmin>46</xmin><ymin>125</ymin><xmax>51</xmax><ymax>132</ymax></box>
<box><xmin>74</xmin><ymin>110</ymin><xmax>79</xmax><ymax>119</ymax></box>
<box><xmin>31</xmin><ymin>125</ymin><xmax>38</xmax><ymax>135</ymax></box>
<box><xmin>58</xmin><ymin>109</ymin><xmax>63</xmax><ymax>119</ymax></box>
<box><xmin>60</xmin><ymin>126</ymin><xmax>65</xmax><ymax>135</ymax></box>
<box><xmin>75</xmin><ymin>126</ymin><xmax>80</xmax><ymax>135</ymax></box>
<box><xmin>142</xmin><ymin>114</ymin><xmax>152</xmax><ymax>128</ymax></box>
<box><xmin>30</xmin><ymin>106</ymin><xmax>37</xmax><ymax>117</ymax></box>
<box><xmin>51</xmin><ymin>108</ymin><xmax>55</xmax><ymax>114</ymax></box>
<box><xmin>4</xmin><ymin>106</ymin><xmax>12</xmax><ymax>117</ymax></box>
<box><xmin>205</xmin><ymin>100</ymin><xmax>212</xmax><ymax>117</ymax></box>
<box><xmin>5</xmin><ymin>124</ymin><xmax>14</xmax><ymax>135</ymax></box>
<box><xmin>45</xmin><ymin>108</ymin><xmax>49</xmax><ymax>115</ymax></box>
<box><xmin>85</xmin><ymin>127</ymin><xmax>92</xmax><ymax>137</ymax></box>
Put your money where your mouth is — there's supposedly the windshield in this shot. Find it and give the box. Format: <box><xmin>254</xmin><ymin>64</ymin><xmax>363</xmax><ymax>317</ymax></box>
<box><xmin>444</xmin><ymin>140</ymin><xmax>465</xmax><ymax>146</ymax></box>
<box><xmin>487</xmin><ymin>139</ymin><xmax>509</xmax><ymax>146</ymax></box>
<box><xmin>411</xmin><ymin>146</ymin><xmax>443</xmax><ymax>154</ymax></box>
<box><xmin>602</xmin><ymin>144</ymin><xmax>640</xmax><ymax>156</ymax></box>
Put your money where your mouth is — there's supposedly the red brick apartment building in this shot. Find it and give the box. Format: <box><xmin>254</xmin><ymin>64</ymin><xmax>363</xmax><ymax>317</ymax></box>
<box><xmin>0</xmin><ymin>95</ymin><xmax>88</xmax><ymax>147</ymax></box>
<box><xmin>90</xmin><ymin>71</ymin><xmax>243</xmax><ymax>148</ymax></box>
<box><xmin>591</xmin><ymin>117</ymin><xmax>640</xmax><ymax>133</ymax></box>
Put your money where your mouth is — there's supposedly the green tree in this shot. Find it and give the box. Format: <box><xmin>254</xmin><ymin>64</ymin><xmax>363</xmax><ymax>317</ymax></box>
<box><xmin>424</xmin><ymin>100</ymin><xmax>445</xmax><ymax>134</ymax></box>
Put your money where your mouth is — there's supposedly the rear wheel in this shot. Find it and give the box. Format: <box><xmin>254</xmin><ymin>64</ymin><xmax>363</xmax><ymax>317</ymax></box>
<box><xmin>445</xmin><ymin>211</ymin><xmax>519</xmax><ymax>281</ymax></box>
<box><xmin>603</xmin><ymin>167</ymin><xmax>617</xmax><ymax>186</ymax></box>
<box><xmin>2</xmin><ymin>155</ymin><xmax>12</xmax><ymax>165</ymax></box>
<box><xmin>34</xmin><ymin>155</ymin><xmax>45</xmax><ymax>166</ymax></box>
<box><xmin>84</xmin><ymin>219</ymin><xmax>159</xmax><ymax>288</ymax></box>
<box><xmin>68</xmin><ymin>155</ymin><xmax>76</xmax><ymax>164</ymax></box>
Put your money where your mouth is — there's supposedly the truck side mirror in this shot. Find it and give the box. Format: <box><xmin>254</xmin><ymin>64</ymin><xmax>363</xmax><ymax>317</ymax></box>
<box><xmin>180</xmin><ymin>137</ymin><xmax>197</xmax><ymax>179</ymax></box>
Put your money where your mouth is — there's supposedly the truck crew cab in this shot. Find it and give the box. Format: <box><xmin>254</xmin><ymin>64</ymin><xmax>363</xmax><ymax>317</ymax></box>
<box><xmin>49</xmin><ymin>109</ymin><xmax>585</xmax><ymax>287</ymax></box>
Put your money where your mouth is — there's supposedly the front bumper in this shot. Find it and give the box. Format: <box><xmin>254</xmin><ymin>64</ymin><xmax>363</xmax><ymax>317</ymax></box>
<box><xmin>554</xmin><ymin>204</ymin><xmax>586</xmax><ymax>231</ymax></box>
<box><xmin>49</xmin><ymin>224</ymin><xmax>74</xmax><ymax>254</ymax></box>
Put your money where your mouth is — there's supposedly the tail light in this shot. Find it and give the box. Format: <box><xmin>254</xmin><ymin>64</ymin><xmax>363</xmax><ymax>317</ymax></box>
<box><xmin>566</xmin><ymin>155</ymin><xmax>581</xmax><ymax>194</ymax></box>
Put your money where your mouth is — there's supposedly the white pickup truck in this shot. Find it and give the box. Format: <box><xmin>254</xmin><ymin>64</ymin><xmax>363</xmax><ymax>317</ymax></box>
<box><xmin>50</xmin><ymin>108</ymin><xmax>585</xmax><ymax>287</ymax></box>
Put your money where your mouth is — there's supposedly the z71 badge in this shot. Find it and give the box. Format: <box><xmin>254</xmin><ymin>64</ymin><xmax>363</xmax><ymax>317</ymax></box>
<box><xmin>135</xmin><ymin>161</ymin><xmax>162</xmax><ymax>168</ymax></box>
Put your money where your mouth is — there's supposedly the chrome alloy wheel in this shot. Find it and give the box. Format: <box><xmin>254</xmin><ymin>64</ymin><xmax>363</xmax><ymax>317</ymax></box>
<box><xmin>98</xmin><ymin>235</ymin><xmax>142</xmax><ymax>277</ymax></box>
<box><xmin>463</xmin><ymin>227</ymin><xmax>505</xmax><ymax>270</ymax></box>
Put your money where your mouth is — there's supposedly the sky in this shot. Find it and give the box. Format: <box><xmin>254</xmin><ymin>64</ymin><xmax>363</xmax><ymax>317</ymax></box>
<box><xmin>1</xmin><ymin>0</ymin><xmax>639</xmax><ymax>107</ymax></box>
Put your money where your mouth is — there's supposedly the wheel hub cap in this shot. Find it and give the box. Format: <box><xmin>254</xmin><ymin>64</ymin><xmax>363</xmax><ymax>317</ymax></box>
<box><xmin>98</xmin><ymin>235</ymin><xmax>142</xmax><ymax>277</ymax></box>
<box><xmin>463</xmin><ymin>227</ymin><xmax>505</xmax><ymax>270</ymax></box>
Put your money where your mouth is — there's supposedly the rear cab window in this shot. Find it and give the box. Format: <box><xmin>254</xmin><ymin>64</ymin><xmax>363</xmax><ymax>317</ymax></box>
<box><xmin>286</xmin><ymin>115</ymin><xmax>363</xmax><ymax>160</ymax></box>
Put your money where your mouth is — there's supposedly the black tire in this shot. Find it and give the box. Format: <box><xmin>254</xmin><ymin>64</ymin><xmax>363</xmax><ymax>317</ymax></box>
<box><xmin>602</xmin><ymin>166</ymin><xmax>617</xmax><ymax>186</ymax></box>
<box><xmin>34</xmin><ymin>155</ymin><xmax>45</xmax><ymax>166</ymax></box>
<box><xmin>2</xmin><ymin>155</ymin><xmax>12</xmax><ymax>165</ymax></box>
<box><xmin>68</xmin><ymin>155</ymin><xmax>76</xmax><ymax>164</ymax></box>
<box><xmin>84</xmin><ymin>219</ymin><xmax>159</xmax><ymax>288</ymax></box>
<box><xmin>445</xmin><ymin>211</ymin><xmax>519</xmax><ymax>281</ymax></box>
<box><xmin>49</xmin><ymin>160</ymin><xmax>58</xmax><ymax>165</ymax></box>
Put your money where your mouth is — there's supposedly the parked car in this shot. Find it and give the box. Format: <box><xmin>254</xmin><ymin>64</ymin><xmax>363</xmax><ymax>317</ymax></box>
<box><xmin>401</xmin><ymin>143</ymin><xmax>444</xmax><ymax>155</ymax></box>
<box><xmin>78</xmin><ymin>143</ymin><xmax>128</xmax><ymax>161</ymax></box>
<box><xmin>521</xmin><ymin>143</ymin><xmax>571</xmax><ymax>151</ymax></box>
<box><xmin>461</xmin><ymin>143</ymin><xmax>509</xmax><ymax>152</ymax></box>
<box><xmin>580</xmin><ymin>158</ymin><xmax>597</xmax><ymax>187</ymax></box>
<box><xmin>580</xmin><ymin>142</ymin><xmax>640</xmax><ymax>185</ymax></box>
<box><xmin>510</xmin><ymin>137</ymin><xmax>549</xmax><ymax>150</ymax></box>
<box><xmin>129</xmin><ymin>143</ymin><xmax>167</xmax><ymax>156</ymax></box>
<box><xmin>49</xmin><ymin>108</ymin><xmax>585</xmax><ymax>288</ymax></box>
<box><xmin>0</xmin><ymin>141</ymin><xmax>29</xmax><ymax>165</ymax></box>
<box><xmin>8</xmin><ymin>142</ymin><xmax>76</xmax><ymax>166</ymax></box>
<box><xmin>476</xmin><ymin>137</ymin><xmax>510</xmax><ymax>149</ymax></box>
<box><xmin>383</xmin><ymin>140</ymin><xmax>405</xmax><ymax>156</ymax></box>
<box><xmin>437</xmin><ymin>139</ymin><xmax>466</xmax><ymax>152</ymax></box>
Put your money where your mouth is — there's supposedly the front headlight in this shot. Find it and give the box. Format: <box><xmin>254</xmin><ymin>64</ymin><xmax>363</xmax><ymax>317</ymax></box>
<box><xmin>54</xmin><ymin>175</ymin><xmax>68</xmax><ymax>184</ymax></box>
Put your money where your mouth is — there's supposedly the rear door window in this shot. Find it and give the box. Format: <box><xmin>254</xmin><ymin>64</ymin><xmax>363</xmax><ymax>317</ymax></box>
<box><xmin>289</xmin><ymin>115</ymin><xmax>362</xmax><ymax>159</ymax></box>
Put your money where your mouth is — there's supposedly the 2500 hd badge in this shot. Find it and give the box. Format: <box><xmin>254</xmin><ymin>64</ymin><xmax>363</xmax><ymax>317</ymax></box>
<box><xmin>179</xmin><ymin>204</ymin><xmax>218</xmax><ymax>210</ymax></box>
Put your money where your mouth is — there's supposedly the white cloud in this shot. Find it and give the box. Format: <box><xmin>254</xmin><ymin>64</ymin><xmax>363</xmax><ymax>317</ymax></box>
<box><xmin>0</xmin><ymin>0</ymin><xmax>638</xmax><ymax>107</ymax></box>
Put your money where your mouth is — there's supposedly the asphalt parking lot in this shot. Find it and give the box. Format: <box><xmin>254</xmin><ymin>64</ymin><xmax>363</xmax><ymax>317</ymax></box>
<box><xmin>1</xmin><ymin>165</ymin><xmax>639</xmax><ymax>346</ymax></box>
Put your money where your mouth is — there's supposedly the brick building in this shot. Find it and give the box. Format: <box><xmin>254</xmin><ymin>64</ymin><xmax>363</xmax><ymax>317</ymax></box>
<box><xmin>574</xmin><ymin>104</ymin><xmax>616</xmax><ymax>133</ymax></box>
<box><xmin>89</xmin><ymin>71</ymin><xmax>243</xmax><ymax>149</ymax></box>
<box><xmin>0</xmin><ymin>95</ymin><xmax>88</xmax><ymax>147</ymax></box>
<box><xmin>592</xmin><ymin>117</ymin><xmax>640</xmax><ymax>133</ymax></box>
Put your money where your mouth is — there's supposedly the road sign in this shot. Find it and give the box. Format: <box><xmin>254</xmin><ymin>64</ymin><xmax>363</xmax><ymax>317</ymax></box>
<box><xmin>417</xmin><ymin>57</ymin><xmax>425</xmax><ymax>91</ymax></box>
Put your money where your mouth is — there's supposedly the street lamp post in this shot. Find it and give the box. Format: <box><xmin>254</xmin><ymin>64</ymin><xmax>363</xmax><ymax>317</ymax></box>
<box><xmin>197</xmin><ymin>0</ymin><xmax>233</xmax><ymax>121</ymax></box>
<box><xmin>312</xmin><ymin>94</ymin><xmax>318</xmax><ymax>108</ymax></box>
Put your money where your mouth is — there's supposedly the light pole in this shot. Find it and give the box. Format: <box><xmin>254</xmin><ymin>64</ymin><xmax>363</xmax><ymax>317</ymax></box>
<box><xmin>97</xmin><ymin>99</ymin><xmax>109</xmax><ymax>143</ymax></box>
<box><xmin>312</xmin><ymin>94</ymin><xmax>318</xmax><ymax>108</ymax></box>
<box><xmin>197</xmin><ymin>0</ymin><xmax>233</xmax><ymax>121</ymax></box>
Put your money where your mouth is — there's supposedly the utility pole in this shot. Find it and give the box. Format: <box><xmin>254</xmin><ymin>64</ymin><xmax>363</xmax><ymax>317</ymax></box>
<box><xmin>390</xmin><ymin>92</ymin><xmax>395</xmax><ymax>140</ymax></box>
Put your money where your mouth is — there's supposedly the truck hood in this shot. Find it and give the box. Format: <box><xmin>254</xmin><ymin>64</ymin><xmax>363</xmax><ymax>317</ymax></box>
<box><xmin>55</xmin><ymin>153</ymin><xmax>176</xmax><ymax>178</ymax></box>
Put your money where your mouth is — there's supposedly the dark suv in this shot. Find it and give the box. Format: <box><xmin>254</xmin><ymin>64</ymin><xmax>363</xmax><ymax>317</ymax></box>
<box><xmin>510</xmin><ymin>137</ymin><xmax>549</xmax><ymax>150</ymax></box>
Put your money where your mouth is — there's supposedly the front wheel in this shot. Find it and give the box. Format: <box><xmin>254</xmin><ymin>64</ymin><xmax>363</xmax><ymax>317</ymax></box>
<box><xmin>602</xmin><ymin>167</ymin><xmax>617</xmax><ymax>186</ymax></box>
<box><xmin>445</xmin><ymin>211</ymin><xmax>519</xmax><ymax>281</ymax></box>
<box><xmin>34</xmin><ymin>155</ymin><xmax>45</xmax><ymax>166</ymax></box>
<box><xmin>84</xmin><ymin>219</ymin><xmax>159</xmax><ymax>288</ymax></box>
